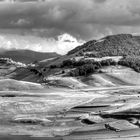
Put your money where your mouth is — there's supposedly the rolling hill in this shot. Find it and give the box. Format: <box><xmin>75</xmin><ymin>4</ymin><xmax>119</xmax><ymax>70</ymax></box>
<box><xmin>0</xmin><ymin>49</ymin><xmax>60</xmax><ymax>64</ymax></box>
<box><xmin>2</xmin><ymin>33</ymin><xmax>140</xmax><ymax>88</ymax></box>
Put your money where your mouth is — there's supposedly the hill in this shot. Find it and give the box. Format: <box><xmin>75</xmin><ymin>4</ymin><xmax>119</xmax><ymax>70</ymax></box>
<box><xmin>4</xmin><ymin>34</ymin><xmax>140</xmax><ymax>87</ymax></box>
<box><xmin>67</xmin><ymin>34</ymin><xmax>140</xmax><ymax>57</ymax></box>
<box><xmin>38</xmin><ymin>34</ymin><xmax>140</xmax><ymax>68</ymax></box>
<box><xmin>0</xmin><ymin>79</ymin><xmax>43</xmax><ymax>91</ymax></box>
<box><xmin>0</xmin><ymin>49</ymin><xmax>60</xmax><ymax>64</ymax></box>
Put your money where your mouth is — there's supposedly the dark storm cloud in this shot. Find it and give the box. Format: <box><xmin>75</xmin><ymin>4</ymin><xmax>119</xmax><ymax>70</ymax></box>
<box><xmin>0</xmin><ymin>0</ymin><xmax>140</xmax><ymax>40</ymax></box>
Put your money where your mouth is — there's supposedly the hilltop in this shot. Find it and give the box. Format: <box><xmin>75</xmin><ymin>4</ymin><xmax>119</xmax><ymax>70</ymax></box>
<box><xmin>67</xmin><ymin>34</ymin><xmax>140</xmax><ymax>57</ymax></box>
<box><xmin>37</xmin><ymin>34</ymin><xmax>140</xmax><ymax>68</ymax></box>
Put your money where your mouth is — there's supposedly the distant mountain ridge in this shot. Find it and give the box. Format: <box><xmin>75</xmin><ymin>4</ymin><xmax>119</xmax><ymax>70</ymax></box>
<box><xmin>0</xmin><ymin>49</ymin><xmax>60</xmax><ymax>64</ymax></box>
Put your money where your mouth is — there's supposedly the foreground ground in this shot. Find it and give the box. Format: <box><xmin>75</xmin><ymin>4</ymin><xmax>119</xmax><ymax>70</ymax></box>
<box><xmin>0</xmin><ymin>66</ymin><xmax>140</xmax><ymax>140</ymax></box>
<box><xmin>0</xmin><ymin>84</ymin><xmax>140</xmax><ymax>140</ymax></box>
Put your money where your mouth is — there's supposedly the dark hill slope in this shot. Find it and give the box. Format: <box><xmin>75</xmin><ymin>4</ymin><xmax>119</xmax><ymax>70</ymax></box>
<box><xmin>67</xmin><ymin>40</ymin><xmax>96</xmax><ymax>55</ymax></box>
<box><xmin>0</xmin><ymin>49</ymin><xmax>60</xmax><ymax>64</ymax></box>
<box><xmin>68</xmin><ymin>34</ymin><xmax>140</xmax><ymax>57</ymax></box>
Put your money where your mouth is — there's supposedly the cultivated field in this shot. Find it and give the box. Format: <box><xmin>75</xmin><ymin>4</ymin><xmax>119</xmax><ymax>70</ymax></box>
<box><xmin>0</xmin><ymin>66</ymin><xmax>140</xmax><ymax>140</ymax></box>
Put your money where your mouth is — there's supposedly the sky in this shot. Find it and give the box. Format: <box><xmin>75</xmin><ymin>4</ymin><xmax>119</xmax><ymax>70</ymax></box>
<box><xmin>0</xmin><ymin>0</ymin><xmax>140</xmax><ymax>54</ymax></box>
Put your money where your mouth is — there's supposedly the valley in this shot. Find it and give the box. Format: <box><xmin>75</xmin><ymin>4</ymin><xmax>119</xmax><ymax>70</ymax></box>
<box><xmin>0</xmin><ymin>34</ymin><xmax>140</xmax><ymax>140</ymax></box>
<box><xmin>0</xmin><ymin>79</ymin><xmax>140</xmax><ymax>139</ymax></box>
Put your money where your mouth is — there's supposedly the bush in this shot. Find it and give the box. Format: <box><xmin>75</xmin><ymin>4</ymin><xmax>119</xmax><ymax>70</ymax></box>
<box><xmin>61</xmin><ymin>59</ymin><xmax>87</xmax><ymax>68</ymax></box>
<box><xmin>69</xmin><ymin>63</ymin><xmax>98</xmax><ymax>76</ymax></box>
<box><xmin>50</xmin><ymin>65</ymin><xmax>57</xmax><ymax>69</ymax></box>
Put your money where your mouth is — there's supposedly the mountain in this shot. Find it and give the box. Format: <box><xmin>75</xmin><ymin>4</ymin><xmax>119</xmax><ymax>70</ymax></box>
<box><xmin>0</xmin><ymin>49</ymin><xmax>60</xmax><ymax>64</ymax></box>
<box><xmin>67</xmin><ymin>34</ymin><xmax>140</xmax><ymax>57</ymax></box>
<box><xmin>38</xmin><ymin>34</ymin><xmax>140</xmax><ymax>67</ymax></box>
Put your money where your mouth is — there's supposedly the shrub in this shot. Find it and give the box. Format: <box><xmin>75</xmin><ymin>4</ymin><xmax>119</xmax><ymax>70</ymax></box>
<box><xmin>69</xmin><ymin>63</ymin><xmax>97</xmax><ymax>76</ymax></box>
<box><xmin>50</xmin><ymin>65</ymin><xmax>57</xmax><ymax>69</ymax></box>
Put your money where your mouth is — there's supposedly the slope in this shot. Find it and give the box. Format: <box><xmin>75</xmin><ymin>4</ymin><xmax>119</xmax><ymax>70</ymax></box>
<box><xmin>67</xmin><ymin>34</ymin><xmax>140</xmax><ymax>57</ymax></box>
<box><xmin>0</xmin><ymin>49</ymin><xmax>60</xmax><ymax>64</ymax></box>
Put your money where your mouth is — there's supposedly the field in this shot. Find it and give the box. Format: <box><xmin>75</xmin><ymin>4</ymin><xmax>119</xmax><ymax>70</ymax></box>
<box><xmin>0</xmin><ymin>66</ymin><xmax>140</xmax><ymax>139</ymax></box>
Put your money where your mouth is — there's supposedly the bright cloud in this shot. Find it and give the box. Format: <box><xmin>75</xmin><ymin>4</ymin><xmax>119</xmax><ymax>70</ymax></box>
<box><xmin>0</xmin><ymin>0</ymin><xmax>140</xmax><ymax>53</ymax></box>
<box><xmin>0</xmin><ymin>33</ymin><xmax>84</xmax><ymax>54</ymax></box>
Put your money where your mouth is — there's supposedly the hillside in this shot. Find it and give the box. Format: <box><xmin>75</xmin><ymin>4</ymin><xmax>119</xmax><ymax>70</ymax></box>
<box><xmin>0</xmin><ymin>49</ymin><xmax>60</xmax><ymax>64</ymax></box>
<box><xmin>3</xmin><ymin>34</ymin><xmax>140</xmax><ymax>86</ymax></box>
<box><xmin>37</xmin><ymin>34</ymin><xmax>140</xmax><ymax>68</ymax></box>
<box><xmin>1</xmin><ymin>34</ymin><xmax>140</xmax><ymax>139</ymax></box>
<box><xmin>67</xmin><ymin>34</ymin><xmax>140</xmax><ymax>57</ymax></box>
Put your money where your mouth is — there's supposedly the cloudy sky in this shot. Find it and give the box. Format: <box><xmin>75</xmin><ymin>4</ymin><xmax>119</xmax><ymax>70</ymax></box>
<box><xmin>0</xmin><ymin>0</ymin><xmax>140</xmax><ymax>54</ymax></box>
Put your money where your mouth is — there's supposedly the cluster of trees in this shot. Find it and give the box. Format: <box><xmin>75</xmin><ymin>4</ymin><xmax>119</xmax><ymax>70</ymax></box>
<box><xmin>64</xmin><ymin>56</ymin><xmax>140</xmax><ymax>76</ymax></box>
<box><xmin>61</xmin><ymin>58</ymin><xmax>117</xmax><ymax>68</ymax></box>
<box><xmin>49</xmin><ymin>58</ymin><xmax>118</xmax><ymax>76</ymax></box>
<box><xmin>118</xmin><ymin>56</ymin><xmax>140</xmax><ymax>72</ymax></box>
<box><xmin>66</xmin><ymin>59</ymin><xmax>117</xmax><ymax>76</ymax></box>
<box><xmin>30</xmin><ymin>68</ymin><xmax>44</xmax><ymax>77</ymax></box>
<box><xmin>69</xmin><ymin>64</ymin><xmax>97</xmax><ymax>76</ymax></box>
<box><xmin>49</xmin><ymin>59</ymin><xmax>89</xmax><ymax>69</ymax></box>
<box><xmin>49</xmin><ymin>55</ymin><xmax>140</xmax><ymax>77</ymax></box>
<box><xmin>61</xmin><ymin>59</ymin><xmax>87</xmax><ymax>68</ymax></box>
